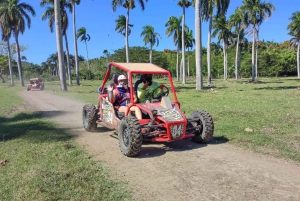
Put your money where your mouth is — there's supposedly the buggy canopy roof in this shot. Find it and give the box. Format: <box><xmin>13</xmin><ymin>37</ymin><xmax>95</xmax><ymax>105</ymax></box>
<box><xmin>109</xmin><ymin>62</ymin><xmax>169</xmax><ymax>74</ymax></box>
<box><xmin>30</xmin><ymin>78</ymin><xmax>41</xmax><ymax>81</ymax></box>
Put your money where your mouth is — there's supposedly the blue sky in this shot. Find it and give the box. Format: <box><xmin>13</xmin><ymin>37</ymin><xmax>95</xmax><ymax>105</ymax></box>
<box><xmin>13</xmin><ymin>0</ymin><xmax>300</xmax><ymax>65</ymax></box>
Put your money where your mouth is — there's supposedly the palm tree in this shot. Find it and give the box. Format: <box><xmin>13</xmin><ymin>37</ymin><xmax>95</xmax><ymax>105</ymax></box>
<box><xmin>54</xmin><ymin>0</ymin><xmax>67</xmax><ymax>90</ymax></box>
<box><xmin>140</xmin><ymin>25</ymin><xmax>161</xmax><ymax>63</ymax></box>
<box><xmin>240</xmin><ymin>0</ymin><xmax>275</xmax><ymax>81</ymax></box>
<box><xmin>166</xmin><ymin>16</ymin><xmax>182</xmax><ymax>81</ymax></box>
<box><xmin>185</xmin><ymin>28</ymin><xmax>195</xmax><ymax>79</ymax></box>
<box><xmin>228</xmin><ymin>7</ymin><xmax>246</xmax><ymax>80</ymax></box>
<box><xmin>202</xmin><ymin>0</ymin><xmax>230</xmax><ymax>85</ymax></box>
<box><xmin>178</xmin><ymin>0</ymin><xmax>192</xmax><ymax>84</ymax></box>
<box><xmin>212</xmin><ymin>14</ymin><xmax>231</xmax><ymax>80</ymax></box>
<box><xmin>194</xmin><ymin>0</ymin><xmax>203</xmax><ymax>90</ymax></box>
<box><xmin>115</xmin><ymin>15</ymin><xmax>134</xmax><ymax>36</ymax></box>
<box><xmin>0</xmin><ymin>22</ymin><xmax>14</xmax><ymax>85</ymax></box>
<box><xmin>69</xmin><ymin>0</ymin><xmax>81</xmax><ymax>86</ymax></box>
<box><xmin>112</xmin><ymin>0</ymin><xmax>148</xmax><ymax>63</ymax></box>
<box><xmin>287</xmin><ymin>11</ymin><xmax>300</xmax><ymax>79</ymax></box>
<box><xmin>0</xmin><ymin>0</ymin><xmax>36</xmax><ymax>86</ymax></box>
<box><xmin>41</xmin><ymin>0</ymin><xmax>72</xmax><ymax>85</ymax></box>
<box><xmin>76</xmin><ymin>27</ymin><xmax>90</xmax><ymax>69</ymax></box>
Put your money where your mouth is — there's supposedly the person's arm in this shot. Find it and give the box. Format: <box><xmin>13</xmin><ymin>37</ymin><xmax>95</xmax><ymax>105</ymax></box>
<box><xmin>107</xmin><ymin>86</ymin><xmax>116</xmax><ymax>104</ymax></box>
<box><xmin>137</xmin><ymin>81</ymin><xmax>149</xmax><ymax>102</ymax></box>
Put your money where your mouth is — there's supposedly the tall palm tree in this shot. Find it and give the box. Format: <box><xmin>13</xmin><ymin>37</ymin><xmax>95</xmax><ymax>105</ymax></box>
<box><xmin>185</xmin><ymin>28</ymin><xmax>195</xmax><ymax>79</ymax></box>
<box><xmin>76</xmin><ymin>27</ymin><xmax>90</xmax><ymax>69</ymax></box>
<box><xmin>240</xmin><ymin>0</ymin><xmax>275</xmax><ymax>81</ymax></box>
<box><xmin>41</xmin><ymin>0</ymin><xmax>73</xmax><ymax>85</ymax></box>
<box><xmin>165</xmin><ymin>16</ymin><xmax>182</xmax><ymax>81</ymax></box>
<box><xmin>54</xmin><ymin>0</ymin><xmax>67</xmax><ymax>90</ymax></box>
<box><xmin>193</xmin><ymin>0</ymin><xmax>203</xmax><ymax>90</ymax></box>
<box><xmin>112</xmin><ymin>0</ymin><xmax>148</xmax><ymax>63</ymax></box>
<box><xmin>0</xmin><ymin>23</ymin><xmax>14</xmax><ymax>85</ymax></box>
<box><xmin>69</xmin><ymin>0</ymin><xmax>80</xmax><ymax>85</ymax></box>
<box><xmin>140</xmin><ymin>25</ymin><xmax>161</xmax><ymax>63</ymax></box>
<box><xmin>115</xmin><ymin>15</ymin><xmax>133</xmax><ymax>36</ymax></box>
<box><xmin>0</xmin><ymin>0</ymin><xmax>36</xmax><ymax>87</ymax></box>
<box><xmin>202</xmin><ymin>0</ymin><xmax>230</xmax><ymax>85</ymax></box>
<box><xmin>287</xmin><ymin>11</ymin><xmax>300</xmax><ymax>79</ymax></box>
<box><xmin>228</xmin><ymin>7</ymin><xmax>246</xmax><ymax>80</ymax></box>
<box><xmin>178</xmin><ymin>0</ymin><xmax>192</xmax><ymax>84</ymax></box>
<box><xmin>212</xmin><ymin>14</ymin><xmax>231</xmax><ymax>80</ymax></box>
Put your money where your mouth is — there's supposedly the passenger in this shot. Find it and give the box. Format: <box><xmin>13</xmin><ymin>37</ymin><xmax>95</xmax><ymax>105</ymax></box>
<box><xmin>107</xmin><ymin>75</ymin><xmax>142</xmax><ymax>120</ymax></box>
<box><xmin>137</xmin><ymin>74</ymin><xmax>162</xmax><ymax>102</ymax></box>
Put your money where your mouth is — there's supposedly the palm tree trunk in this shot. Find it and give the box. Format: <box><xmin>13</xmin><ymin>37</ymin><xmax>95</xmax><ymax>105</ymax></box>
<box><xmin>297</xmin><ymin>43</ymin><xmax>300</xmax><ymax>79</ymax></box>
<box><xmin>64</xmin><ymin>34</ymin><xmax>72</xmax><ymax>85</ymax></box>
<box><xmin>176</xmin><ymin>49</ymin><xmax>179</xmax><ymax>81</ymax></box>
<box><xmin>251</xmin><ymin>27</ymin><xmax>255</xmax><ymax>81</ymax></box>
<box><xmin>195</xmin><ymin>0</ymin><xmax>203</xmax><ymax>90</ymax></box>
<box><xmin>54</xmin><ymin>0</ymin><xmax>67</xmax><ymax>91</ymax></box>
<box><xmin>7</xmin><ymin>40</ymin><xmax>14</xmax><ymax>86</ymax></box>
<box><xmin>14</xmin><ymin>30</ymin><xmax>24</xmax><ymax>86</ymax></box>
<box><xmin>85</xmin><ymin>41</ymin><xmax>90</xmax><ymax>70</ymax></box>
<box><xmin>188</xmin><ymin>49</ymin><xmax>190</xmax><ymax>79</ymax></box>
<box><xmin>255</xmin><ymin>44</ymin><xmax>258</xmax><ymax>78</ymax></box>
<box><xmin>180</xmin><ymin>57</ymin><xmax>183</xmax><ymax>81</ymax></box>
<box><xmin>235</xmin><ymin>34</ymin><xmax>240</xmax><ymax>80</ymax></box>
<box><xmin>125</xmin><ymin>8</ymin><xmax>130</xmax><ymax>63</ymax></box>
<box><xmin>182</xmin><ymin>5</ymin><xmax>186</xmax><ymax>84</ymax></box>
<box><xmin>223</xmin><ymin>40</ymin><xmax>227</xmax><ymax>80</ymax></box>
<box><xmin>72</xmin><ymin>2</ymin><xmax>80</xmax><ymax>86</ymax></box>
<box><xmin>150</xmin><ymin>45</ymin><xmax>153</xmax><ymax>63</ymax></box>
<box><xmin>207</xmin><ymin>16</ymin><xmax>212</xmax><ymax>85</ymax></box>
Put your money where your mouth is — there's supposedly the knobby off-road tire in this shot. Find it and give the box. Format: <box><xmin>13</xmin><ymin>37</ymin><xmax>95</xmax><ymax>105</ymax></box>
<box><xmin>190</xmin><ymin>110</ymin><xmax>214</xmax><ymax>143</ymax></box>
<box><xmin>82</xmin><ymin>104</ymin><xmax>98</xmax><ymax>132</ymax></box>
<box><xmin>118</xmin><ymin>116</ymin><xmax>143</xmax><ymax>157</ymax></box>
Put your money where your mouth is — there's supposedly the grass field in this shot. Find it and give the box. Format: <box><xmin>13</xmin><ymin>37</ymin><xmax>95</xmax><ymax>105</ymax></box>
<box><xmin>0</xmin><ymin>83</ymin><xmax>131</xmax><ymax>200</ymax></box>
<box><xmin>1</xmin><ymin>76</ymin><xmax>299</xmax><ymax>200</ymax></box>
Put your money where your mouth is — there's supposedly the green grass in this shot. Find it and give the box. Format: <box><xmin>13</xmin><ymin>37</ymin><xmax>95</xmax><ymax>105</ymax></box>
<box><xmin>44</xmin><ymin>77</ymin><xmax>300</xmax><ymax>162</ymax></box>
<box><xmin>0</xmin><ymin>83</ymin><xmax>131</xmax><ymax>200</ymax></box>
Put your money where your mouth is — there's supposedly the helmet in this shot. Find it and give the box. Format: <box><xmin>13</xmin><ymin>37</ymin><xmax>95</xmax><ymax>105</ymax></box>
<box><xmin>118</xmin><ymin>75</ymin><xmax>127</xmax><ymax>82</ymax></box>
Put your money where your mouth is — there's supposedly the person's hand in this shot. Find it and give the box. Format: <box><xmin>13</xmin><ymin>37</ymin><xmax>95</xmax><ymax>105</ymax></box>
<box><xmin>107</xmin><ymin>85</ymin><xmax>113</xmax><ymax>91</ymax></box>
<box><xmin>142</xmin><ymin>81</ymin><xmax>149</xmax><ymax>90</ymax></box>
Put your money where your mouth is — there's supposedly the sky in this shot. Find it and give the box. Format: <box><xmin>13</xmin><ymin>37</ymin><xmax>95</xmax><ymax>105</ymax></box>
<box><xmin>11</xmin><ymin>0</ymin><xmax>300</xmax><ymax>65</ymax></box>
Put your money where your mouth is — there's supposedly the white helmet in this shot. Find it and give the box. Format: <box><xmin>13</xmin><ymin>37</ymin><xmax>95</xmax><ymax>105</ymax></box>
<box><xmin>118</xmin><ymin>75</ymin><xmax>127</xmax><ymax>81</ymax></box>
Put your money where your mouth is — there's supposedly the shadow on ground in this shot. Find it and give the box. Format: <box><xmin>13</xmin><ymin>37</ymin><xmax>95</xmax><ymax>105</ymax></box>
<box><xmin>106</xmin><ymin>135</ymin><xmax>228</xmax><ymax>158</ymax></box>
<box><xmin>254</xmin><ymin>86</ymin><xmax>299</xmax><ymax>90</ymax></box>
<box><xmin>0</xmin><ymin>111</ymin><xmax>72</xmax><ymax>143</ymax></box>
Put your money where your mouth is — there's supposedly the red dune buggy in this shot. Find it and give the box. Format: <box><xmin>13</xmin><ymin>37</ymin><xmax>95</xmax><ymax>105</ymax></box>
<box><xmin>27</xmin><ymin>78</ymin><xmax>44</xmax><ymax>91</ymax></box>
<box><xmin>82</xmin><ymin>62</ymin><xmax>214</xmax><ymax>157</ymax></box>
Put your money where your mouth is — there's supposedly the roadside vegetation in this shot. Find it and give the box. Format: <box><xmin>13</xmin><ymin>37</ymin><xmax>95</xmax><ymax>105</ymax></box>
<box><xmin>0</xmin><ymin>83</ymin><xmax>131</xmax><ymax>200</ymax></box>
<box><xmin>44</xmin><ymin>76</ymin><xmax>300</xmax><ymax>163</ymax></box>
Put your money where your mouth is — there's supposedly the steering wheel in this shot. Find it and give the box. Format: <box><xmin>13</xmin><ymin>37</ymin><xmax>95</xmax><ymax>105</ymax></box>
<box><xmin>151</xmin><ymin>85</ymin><xmax>169</xmax><ymax>100</ymax></box>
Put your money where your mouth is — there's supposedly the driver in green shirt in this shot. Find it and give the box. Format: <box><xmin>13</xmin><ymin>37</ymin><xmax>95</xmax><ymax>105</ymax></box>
<box><xmin>137</xmin><ymin>74</ymin><xmax>162</xmax><ymax>102</ymax></box>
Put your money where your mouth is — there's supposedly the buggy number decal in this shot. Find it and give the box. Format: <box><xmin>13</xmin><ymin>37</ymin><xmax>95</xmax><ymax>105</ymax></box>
<box><xmin>102</xmin><ymin>98</ymin><xmax>114</xmax><ymax>124</ymax></box>
<box><xmin>157</xmin><ymin>108</ymin><xmax>183</xmax><ymax>121</ymax></box>
<box><xmin>170</xmin><ymin>124</ymin><xmax>184</xmax><ymax>139</ymax></box>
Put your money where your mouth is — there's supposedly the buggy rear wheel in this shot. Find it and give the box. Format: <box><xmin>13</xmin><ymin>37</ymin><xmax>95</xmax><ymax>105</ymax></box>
<box><xmin>118</xmin><ymin>116</ymin><xmax>142</xmax><ymax>157</ymax></box>
<box><xmin>82</xmin><ymin>104</ymin><xmax>98</xmax><ymax>131</ymax></box>
<box><xmin>189</xmin><ymin>110</ymin><xmax>214</xmax><ymax>143</ymax></box>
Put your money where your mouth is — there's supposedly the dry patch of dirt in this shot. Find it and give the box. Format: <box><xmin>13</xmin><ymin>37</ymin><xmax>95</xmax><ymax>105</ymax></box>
<box><xmin>19</xmin><ymin>90</ymin><xmax>300</xmax><ymax>201</ymax></box>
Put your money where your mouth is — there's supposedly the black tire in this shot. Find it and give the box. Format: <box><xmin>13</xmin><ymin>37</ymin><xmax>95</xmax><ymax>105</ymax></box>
<box><xmin>41</xmin><ymin>83</ymin><xmax>44</xmax><ymax>90</ymax></box>
<box><xmin>118</xmin><ymin>116</ymin><xmax>142</xmax><ymax>157</ymax></box>
<box><xmin>189</xmin><ymin>110</ymin><xmax>214</xmax><ymax>143</ymax></box>
<box><xmin>82</xmin><ymin>104</ymin><xmax>98</xmax><ymax>131</ymax></box>
<box><xmin>27</xmin><ymin>87</ymin><xmax>30</xmax><ymax>91</ymax></box>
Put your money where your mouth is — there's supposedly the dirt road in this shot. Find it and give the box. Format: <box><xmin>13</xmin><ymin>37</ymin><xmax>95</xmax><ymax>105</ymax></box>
<box><xmin>20</xmin><ymin>90</ymin><xmax>300</xmax><ymax>201</ymax></box>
